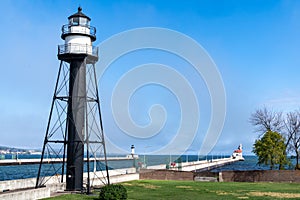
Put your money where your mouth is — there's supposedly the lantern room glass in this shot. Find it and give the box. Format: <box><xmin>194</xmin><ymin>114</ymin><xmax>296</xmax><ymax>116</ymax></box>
<box><xmin>80</xmin><ymin>18</ymin><xmax>89</xmax><ymax>26</ymax></box>
<box><xmin>70</xmin><ymin>17</ymin><xmax>79</xmax><ymax>26</ymax></box>
<box><xmin>69</xmin><ymin>17</ymin><xmax>89</xmax><ymax>26</ymax></box>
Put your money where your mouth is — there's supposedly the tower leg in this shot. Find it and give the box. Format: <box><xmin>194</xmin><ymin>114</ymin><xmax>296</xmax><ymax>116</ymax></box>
<box><xmin>36</xmin><ymin>61</ymin><xmax>65</xmax><ymax>188</ymax></box>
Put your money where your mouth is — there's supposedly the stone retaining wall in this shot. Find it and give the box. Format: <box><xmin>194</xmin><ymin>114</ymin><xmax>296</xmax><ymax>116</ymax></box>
<box><xmin>140</xmin><ymin>169</ymin><xmax>194</xmax><ymax>181</ymax></box>
<box><xmin>140</xmin><ymin>169</ymin><xmax>300</xmax><ymax>183</ymax></box>
<box><xmin>220</xmin><ymin>170</ymin><xmax>300</xmax><ymax>182</ymax></box>
<box><xmin>194</xmin><ymin>171</ymin><xmax>218</xmax><ymax>178</ymax></box>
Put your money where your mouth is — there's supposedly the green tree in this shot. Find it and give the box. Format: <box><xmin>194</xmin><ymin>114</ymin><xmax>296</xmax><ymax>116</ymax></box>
<box><xmin>253</xmin><ymin>130</ymin><xmax>288</xmax><ymax>170</ymax></box>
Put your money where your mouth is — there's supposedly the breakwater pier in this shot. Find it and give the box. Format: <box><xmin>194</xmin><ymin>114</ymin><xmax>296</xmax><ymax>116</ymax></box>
<box><xmin>179</xmin><ymin>157</ymin><xmax>243</xmax><ymax>171</ymax></box>
<box><xmin>0</xmin><ymin>156</ymin><xmax>135</xmax><ymax>166</ymax></box>
<box><xmin>145</xmin><ymin>156</ymin><xmax>243</xmax><ymax>171</ymax></box>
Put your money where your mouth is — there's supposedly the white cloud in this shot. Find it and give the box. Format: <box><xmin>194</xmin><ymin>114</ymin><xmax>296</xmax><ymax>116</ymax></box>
<box><xmin>261</xmin><ymin>90</ymin><xmax>300</xmax><ymax>112</ymax></box>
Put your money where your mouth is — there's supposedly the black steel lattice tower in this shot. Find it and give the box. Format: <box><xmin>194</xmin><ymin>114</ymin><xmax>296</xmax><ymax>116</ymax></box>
<box><xmin>36</xmin><ymin>7</ymin><xmax>110</xmax><ymax>192</ymax></box>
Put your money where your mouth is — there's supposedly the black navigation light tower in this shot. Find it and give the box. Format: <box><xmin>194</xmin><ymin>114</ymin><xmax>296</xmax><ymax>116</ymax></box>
<box><xmin>36</xmin><ymin>7</ymin><xmax>110</xmax><ymax>192</ymax></box>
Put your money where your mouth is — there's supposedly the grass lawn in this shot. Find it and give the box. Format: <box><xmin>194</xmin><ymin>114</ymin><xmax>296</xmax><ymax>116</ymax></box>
<box><xmin>45</xmin><ymin>180</ymin><xmax>300</xmax><ymax>200</ymax></box>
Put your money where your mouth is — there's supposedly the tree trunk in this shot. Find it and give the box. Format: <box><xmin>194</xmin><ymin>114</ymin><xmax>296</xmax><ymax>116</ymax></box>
<box><xmin>296</xmin><ymin>151</ymin><xmax>300</xmax><ymax>170</ymax></box>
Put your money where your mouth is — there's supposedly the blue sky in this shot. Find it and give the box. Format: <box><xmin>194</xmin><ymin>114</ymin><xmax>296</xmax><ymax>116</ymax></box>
<box><xmin>1</xmin><ymin>0</ymin><xmax>300</xmax><ymax>155</ymax></box>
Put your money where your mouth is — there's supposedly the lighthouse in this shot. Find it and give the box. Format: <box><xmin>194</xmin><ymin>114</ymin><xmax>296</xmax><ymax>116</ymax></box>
<box><xmin>36</xmin><ymin>7</ymin><xmax>109</xmax><ymax>192</ymax></box>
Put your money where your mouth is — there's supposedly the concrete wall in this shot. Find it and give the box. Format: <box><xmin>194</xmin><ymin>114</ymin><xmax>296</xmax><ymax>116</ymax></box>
<box><xmin>146</xmin><ymin>164</ymin><xmax>166</xmax><ymax>170</ymax></box>
<box><xmin>0</xmin><ymin>176</ymin><xmax>66</xmax><ymax>193</ymax></box>
<box><xmin>0</xmin><ymin>177</ymin><xmax>37</xmax><ymax>192</ymax></box>
<box><xmin>0</xmin><ymin>167</ymin><xmax>136</xmax><ymax>192</ymax></box>
<box><xmin>0</xmin><ymin>167</ymin><xmax>138</xmax><ymax>200</ymax></box>
<box><xmin>0</xmin><ymin>187</ymin><xmax>50</xmax><ymax>200</ymax></box>
<box><xmin>220</xmin><ymin>170</ymin><xmax>300</xmax><ymax>182</ymax></box>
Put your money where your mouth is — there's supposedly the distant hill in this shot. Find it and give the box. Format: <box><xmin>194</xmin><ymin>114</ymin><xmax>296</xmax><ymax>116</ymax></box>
<box><xmin>0</xmin><ymin>145</ymin><xmax>25</xmax><ymax>151</ymax></box>
<box><xmin>0</xmin><ymin>146</ymin><xmax>39</xmax><ymax>154</ymax></box>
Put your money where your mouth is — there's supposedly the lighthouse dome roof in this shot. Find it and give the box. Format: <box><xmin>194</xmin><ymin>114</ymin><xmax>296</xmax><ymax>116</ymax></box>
<box><xmin>68</xmin><ymin>7</ymin><xmax>91</xmax><ymax>21</ymax></box>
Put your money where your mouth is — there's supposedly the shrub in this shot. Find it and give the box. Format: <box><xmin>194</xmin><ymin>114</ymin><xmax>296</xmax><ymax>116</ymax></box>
<box><xmin>99</xmin><ymin>184</ymin><xmax>127</xmax><ymax>200</ymax></box>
